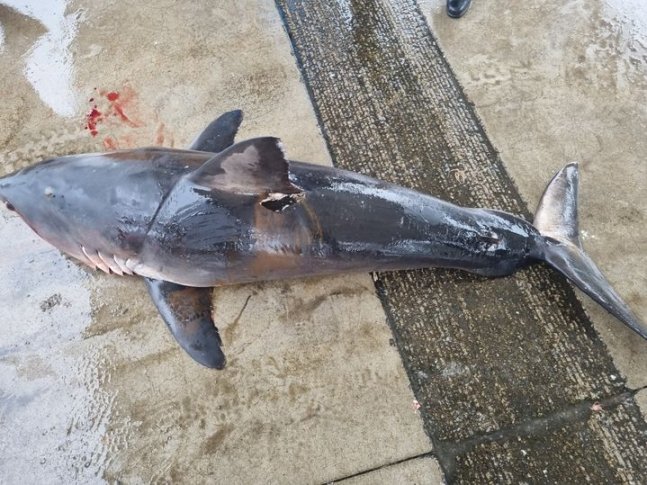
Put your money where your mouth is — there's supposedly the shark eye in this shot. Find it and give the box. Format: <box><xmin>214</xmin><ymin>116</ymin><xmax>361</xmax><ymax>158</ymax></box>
<box><xmin>6</xmin><ymin>202</ymin><xmax>15</xmax><ymax>211</ymax></box>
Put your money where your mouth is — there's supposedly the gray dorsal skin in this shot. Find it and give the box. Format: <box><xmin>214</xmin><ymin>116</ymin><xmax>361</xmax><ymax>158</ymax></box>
<box><xmin>0</xmin><ymin>111</ymin><xmax>645</xmax><ymax>369</ymax></box>
<box><xmin>189</xmin><ymin>109</ymin><xmax>243</xmax><ymax>153</ymax></box>
<box><xmin>145</xmin><ymin>111</ymin><xmax>244</xmax><ymax>368</ymax></box>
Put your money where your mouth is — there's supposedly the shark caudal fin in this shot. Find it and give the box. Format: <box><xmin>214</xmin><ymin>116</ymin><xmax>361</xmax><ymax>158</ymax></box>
<box><xmin>534</xmin><ymin>163</ymin><xmax>647</xmax><ymax>338</ymax></box>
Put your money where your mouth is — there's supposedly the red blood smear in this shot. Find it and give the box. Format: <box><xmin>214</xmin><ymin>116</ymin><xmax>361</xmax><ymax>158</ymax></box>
<box><xmin>103</xmin><ymin>136</ymin><xmax>118</xmax><ymax>150</ymax></box>
<box><xmin>105</xmin><ymin>90</ymin><xmax>137</xmax><ymax>126</ymax></box>
<box><xmin>86</xmin><ymin>108</ymin><xmax>102</xmax><ymax>137</ymax></box>
<box><xmin>112</xmin><ymin>103</ymin><xmax>135</xmax><ymax>125</ymax></box>
<box><xmin>155</xmin><ymin>123</ymin><xmax>167</xmax><ymax>146</ymax></box>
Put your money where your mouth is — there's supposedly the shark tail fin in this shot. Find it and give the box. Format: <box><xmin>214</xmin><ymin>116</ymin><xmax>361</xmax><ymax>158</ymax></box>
<box><xmin>534</xmin><ymin>163</ymin><xmax>647</xmax><ymax>338</ymax></box>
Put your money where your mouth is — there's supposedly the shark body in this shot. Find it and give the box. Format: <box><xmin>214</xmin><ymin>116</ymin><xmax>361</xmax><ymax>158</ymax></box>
<box><xmin>1</xmin><ymin>111</ymin><xmax>644</xmax><ymax>368</ymax></box>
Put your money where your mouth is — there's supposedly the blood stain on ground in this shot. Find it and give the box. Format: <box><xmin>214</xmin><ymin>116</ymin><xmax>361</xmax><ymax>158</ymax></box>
<box><xmin>155</xmin><ymin>122</ymin><xmax>166</xmax><ymax>146</ymax></box>
<box><xmin>85</xmin><ymin>106</ymin><xmax>102</xmax><ymax>137</ymax></box>
<box><xmin>83</xmin><ymin>85</ymin><xmax>141</xmax><ymax>137</ymax></box>
<box><xmin>103</xmin><ymin>136</ymin><xmax>118</xmax><ymax>150</ymax></box>
<box><xmin>103</xmin><ymin>88</ymin><xmax>139</xmax><ymax>127</ymax></box>
<box><xmin>83</xmin><ymin>84</ymin><xmax>174</xmax><ymax>148</ymax></box>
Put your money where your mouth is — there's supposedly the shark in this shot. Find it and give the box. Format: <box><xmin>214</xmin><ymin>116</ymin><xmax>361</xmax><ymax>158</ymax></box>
<box><xmin>0</xmin><ymin>110</ymin><xmax>644</xmax><ymax>368</ymax></box>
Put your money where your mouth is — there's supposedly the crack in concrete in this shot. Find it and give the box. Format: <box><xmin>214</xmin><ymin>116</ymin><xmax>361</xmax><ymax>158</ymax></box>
<box><xmin>434</xmin><ymin>390</ymin><xmax>637</xmax><ymax>481</ymax></box>
<box><xmin>322</xmin><ymin>451</ymin><xmax>436</xmax><ymax>484</ymax></box>
<box><xmin>323</xmin><ymin>387</ymin><xmax>639</xmax><ymax>485</ymax></box>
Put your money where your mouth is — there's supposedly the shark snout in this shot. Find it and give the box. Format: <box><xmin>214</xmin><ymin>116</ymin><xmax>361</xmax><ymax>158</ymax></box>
<box><xmin>0</xmin><ymin>175</ymin><xmax>23</xmax><ymax>212</ymax></box>
<box><xmin>0</xmin><ymin>181</ymin><xmax>14</xmax><ymax>209</ymax></box>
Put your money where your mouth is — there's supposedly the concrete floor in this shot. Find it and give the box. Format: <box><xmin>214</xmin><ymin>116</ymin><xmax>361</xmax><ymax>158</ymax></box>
<box><xmin>0</xmin><ymin>0</ymin><xmax>645</xmax><ymax>483</ymax></box>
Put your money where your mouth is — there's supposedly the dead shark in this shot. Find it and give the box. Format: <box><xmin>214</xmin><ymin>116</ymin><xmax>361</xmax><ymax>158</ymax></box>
<box><xmin>0</xmin><ymin>110</ymin><xmax>644</xmax><ymax>368</ymax></box>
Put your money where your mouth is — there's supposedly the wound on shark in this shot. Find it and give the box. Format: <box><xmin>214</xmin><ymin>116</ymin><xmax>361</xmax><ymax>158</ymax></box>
<box><xmin>0</xmin><ymin>110</ymin><xmax>644</xmax><ymax>369</ymax></box>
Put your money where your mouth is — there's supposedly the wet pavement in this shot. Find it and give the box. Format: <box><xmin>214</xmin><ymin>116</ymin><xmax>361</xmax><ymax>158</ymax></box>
<box><xmin>0</xmin><ymin>0</ymin><xmax>646</xmax><ymax>483</ymax></box>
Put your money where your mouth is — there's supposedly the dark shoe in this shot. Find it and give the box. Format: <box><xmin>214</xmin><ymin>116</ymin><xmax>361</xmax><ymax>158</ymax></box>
<box><xmin>447</xmin><ymin>0</ymin><xmax>472</xmax><ymax>18</ymax></box>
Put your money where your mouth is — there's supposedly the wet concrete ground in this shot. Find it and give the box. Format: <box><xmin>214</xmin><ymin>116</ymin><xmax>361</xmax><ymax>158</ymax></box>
<box><xmin>0</xmin><ymin>0</ymin><xmax>646</xmax><ymax>483</ymax></box>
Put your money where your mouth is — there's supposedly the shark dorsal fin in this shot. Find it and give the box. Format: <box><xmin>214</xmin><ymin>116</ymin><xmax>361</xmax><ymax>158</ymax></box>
<box><xmin>189</xmin><ymin>110</ymin><xmax>243</xmax><ymax>153</ymax></box>
<box><xmin>188</xmin><ymin>137</ymin><xmax>303</xmax><ymax>200</ymax></box>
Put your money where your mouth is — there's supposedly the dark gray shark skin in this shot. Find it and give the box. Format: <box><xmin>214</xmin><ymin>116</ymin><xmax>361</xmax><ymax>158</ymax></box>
<box><xmin>0</xmin><ymin>110</ymin><xmax>644</xmax><ymax>368</ymax></box>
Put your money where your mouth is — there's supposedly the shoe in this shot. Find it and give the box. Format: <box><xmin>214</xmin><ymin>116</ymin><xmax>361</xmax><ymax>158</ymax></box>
<box><xmin>447</xmin><ymin>0</ymin><xmax>472</xmax><ymax>18</ymax></box>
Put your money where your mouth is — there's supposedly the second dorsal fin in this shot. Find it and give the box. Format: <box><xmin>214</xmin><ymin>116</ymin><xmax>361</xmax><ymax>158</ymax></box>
<box><xmin>188</xmin><ymin>137</ymin><xmax>303</xmax><ymax>197</ymax></box>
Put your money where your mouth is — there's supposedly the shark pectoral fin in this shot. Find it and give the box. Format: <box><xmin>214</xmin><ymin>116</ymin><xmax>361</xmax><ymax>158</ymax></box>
<box><xmin>189</xmin><ymin>137</ymin><xmax>304</xmax><ymax>202</ymax></box>
<box><xmin>144</xmin><ymin>278</ymin><xmax>226</xmax><ymax>369</ymax></box>
<box><xmin>189</xmin><ymin>110</ymin><xmax>243</xmax><ymax>153</ymax></box>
